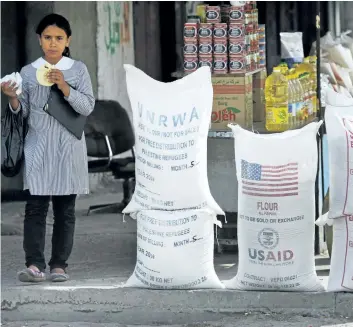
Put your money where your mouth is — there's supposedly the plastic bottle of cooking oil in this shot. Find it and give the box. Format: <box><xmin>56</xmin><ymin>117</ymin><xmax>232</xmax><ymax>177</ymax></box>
<box><xmin>265</xmin><ymin>67</ymin><xmax>289</xmax><ymax>132</ymax></box>
<box><xmin>297</xmin><ymin>73</ymin><xmax>310</xmax><ymax>124</ymax></box>
<box><xmin>305</xmin><ymin>72</ymin><xmax>315</xmax><ymax>120</ymax></box>
<box><xmin>276</xmin><ymin>64</ymin><xmax>295</xmax><ymax>128</ymax></box>
<box><xmin>289</xmin><ymin>69</ymin><xmax>303</xmax><ymax>127</ymax></box>
<box><xmin>287</xmin><ymin>73</ymin><xmax>296</xmax><ymax>129</ymax></box>
<box><xmin>307</xmin><ymin>56</ymin><xmax>318</xmax><ymax>116</ymax></box>
<box><xmin>295</xmin><ymin>61</ymin><xmax>315</xmax><ymax>120</ymax></box>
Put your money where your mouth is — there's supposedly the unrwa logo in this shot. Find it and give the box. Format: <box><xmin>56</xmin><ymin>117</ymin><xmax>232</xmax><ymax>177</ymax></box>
<box><xmin>138</xmin><ymin>103</ymin><xmax>199</xmax><ymax>127</ymax></box>
<box><xmin>211</xmin><ymin>107</ymin><xmax>240</xmax><ymax>123</ymax></box>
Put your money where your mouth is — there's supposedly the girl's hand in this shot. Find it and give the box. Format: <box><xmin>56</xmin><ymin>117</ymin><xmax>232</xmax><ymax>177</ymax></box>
<box><xmin>47</xmin><ymin>69</ymin><xmax>67</xmax><ymax>90</ymax></box>
<box><xmin>1</xmin><ymin>81</ymin><xmax>18</xmax><ymax>98</ymax></box>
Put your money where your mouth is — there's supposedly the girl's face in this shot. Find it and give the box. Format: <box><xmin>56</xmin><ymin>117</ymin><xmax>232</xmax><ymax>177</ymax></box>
<box><xmin>39</xmin><ymin>25</ymin><xmax>71</xmax><ymax>60</ymax></box>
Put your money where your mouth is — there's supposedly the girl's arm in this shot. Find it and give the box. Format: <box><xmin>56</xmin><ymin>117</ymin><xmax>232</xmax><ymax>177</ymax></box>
<box><xmin>64</xmin><ymin>62</ymin><xmax>95</xmax><ymax>116</ymax></box>
<box><xmin>9</xmin><ymin>68</ymin><xmax>30</xmax><ymax>118</ymax></box>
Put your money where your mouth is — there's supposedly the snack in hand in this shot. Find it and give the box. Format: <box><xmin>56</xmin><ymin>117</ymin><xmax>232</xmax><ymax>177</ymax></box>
<box><xmin>36</xmin><ymin>64</ymin><xmax>55</xmax><ymax>86</ymax></box>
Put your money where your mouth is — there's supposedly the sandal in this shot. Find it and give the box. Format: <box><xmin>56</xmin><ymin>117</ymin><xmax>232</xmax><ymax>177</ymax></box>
<box><xmin>50</xmin><ymin>270</ymin><xmax>70</xmax><ymax>282</ymax></box>
<box><xmin>18</xmin><ymin>268</ymin><xmax>46</xmax><ymax>283</ymax></box>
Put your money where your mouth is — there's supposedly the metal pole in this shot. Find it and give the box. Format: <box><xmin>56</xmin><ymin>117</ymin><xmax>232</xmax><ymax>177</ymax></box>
<box><xmin>328</xmin><ymin>2</ymin><xmax>335</xmax><ymax>36</ymax></box>
<box><xmin>314</xmin><ymin>1</ymin><xmax>323</xmax><ymax>255</ymax></box>
<box><xmin>334</xmin><ymin>1</ymin><xmax>341</xmax><ymax>37</ymax></box>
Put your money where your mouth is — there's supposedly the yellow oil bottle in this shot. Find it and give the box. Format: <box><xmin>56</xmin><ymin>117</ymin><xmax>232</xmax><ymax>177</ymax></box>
<box><xmin>295</xmin><ymin>61</ymin><xmax>315</xmax><ymax>120</ymax></box>
<box><xmin>307</xmin><ymin>56</ymin><xmax>318</xmax><ymax>116</ymax></box>
<box><xmin>290</xmin><ymin>69</ymin><xmax>305</xmax><ymax>127</ymax></box>
<box><xmin>298</xmin><ymin>73</ymin><xmax>310</xmax><ymax>123</ymax></box>
<box><xmin>287</xmin><ymin>73</ymin><xmax>296</xmax><ymax>129</ymax></box>
<box><xmin>265</xmin><ymin>67</ymin><xmax>289</xmax><ymax>132</ymax></box>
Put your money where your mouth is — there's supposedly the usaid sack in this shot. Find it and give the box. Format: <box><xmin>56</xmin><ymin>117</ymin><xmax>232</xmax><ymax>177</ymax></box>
<box><xmin>123</xmin><ymin>65</ymin><xmax>223</xmax><ymax>215</ymax></box>
<box><xmin>316</xmin><ymin>214</ymin><xmax>353</xmax><ymax>292</ymax></box>
<box><xmin>124</xmin><ymin>210</ymin><xmax>224</xmax><ymax>289</ymax></box>
<box><xmin>325</xmin><ymin>88</ymin><xmax>353</xmax><ymax>219</ymax></box>
<box><xmin>224</xmin><ymin>122</ymin><xmax>324</xmax><ymax>292</ymax></box>
<box><xmin>328</xmin><ymin>216</ymin><xmax>353</xmax><ymax>292</ymax></box>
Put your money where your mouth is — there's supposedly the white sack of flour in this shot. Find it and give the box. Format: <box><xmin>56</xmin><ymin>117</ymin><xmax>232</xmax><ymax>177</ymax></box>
<box><xmin>316</xmin><ymin>214</ymin><xmax>353</xmax><ymax>292</ymax></box>
<box><xmin>224</xmin><ymin>122</ymin><xmax>324</xmax><ymax>292</ymax></box>
<box><xmin>327</xmin><ymin>216</ymin><xmax>353</xmax><ymax>292</ymax></box>
<box><xmin>325</xmin><ymin>88</ymin><xmax>353</xmax><ymax>219</ymax></box>
<box><xmin>124</xmin><ymin>210</ymin><xmax>224</xmax><ymax>289</ymax></box>
<box><xmin>123</xmin><ymin>65</ymin><xmax>224</xmax><ymax>215</ymax></box>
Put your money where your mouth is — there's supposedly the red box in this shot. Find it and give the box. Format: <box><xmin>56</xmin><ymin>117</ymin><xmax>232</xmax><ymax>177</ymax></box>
<box><xmin>229</xmin><ymin>6</ymin><xmax>245</xmax><ymax>23</ymax></box>
<box><xmin>228</xmin><ymin>23</ymin><xmax>245</xmax><ymax>39</ymax></box>
<box><xmin>198</xmin><ymin>23</ymin><xmax>213</xmax><ymax>39</ymax></box>
<box><xmin>198</xmin><ymin>55</ymin><xmax>213</xmax><ymax>71</ymax></box>
<box><xmin>213</xmin><ymin>39</ymin><xmax>228</xmax><ymax>55</ymax></box>
<box><xmin>229</xmin><ymin>55</ymin><xmax>246</xmax><ymax>73</ymax></box>
<box><xmin>229</xmin><ymin>39</ymin><xmax>247</xmax><ymax>56</ymax></box>
<box><xmin>183</xmin><ymin>40</ymin><xmax>198</xmax><ymax>56</ymax></box>
<box><xmin>206</xmin><ymin>6</ymin><xmax>221</xmax><ymax>23</ymax></box>
<box><xmin>199</xmin><ymin>39</ymin><xmax>213</xmax><ymax>55</ymax></box>
<box><xmin>184</xmin><ymin>55</ymin><xmax>198</xmax><ymax>73</ymax></box>
<box><xmin>213</xmin><ymin>55</ymin><xmax>228</xmax><ymax>74</ymax></box>
<box><xmin>184</xmin><ymin>23</ymin><xmax>198</xmax><ymax>41</ymax></box>
<box><xmin>213</xmin><ymin>23</ymin><xmax>228</xmax><ymax>39</ymax></box>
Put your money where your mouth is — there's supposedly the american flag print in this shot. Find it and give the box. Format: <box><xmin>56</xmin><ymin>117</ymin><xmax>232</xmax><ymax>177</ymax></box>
<box><xmin>241</xmin><ymin>160</ymin><xmax>299</xmax><ymax>197</ymax></box>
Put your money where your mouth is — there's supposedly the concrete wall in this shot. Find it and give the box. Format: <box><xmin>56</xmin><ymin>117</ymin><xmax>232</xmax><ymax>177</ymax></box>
<box><xmin>96</xmin><ymin>1</ymin><xmax>134</xmax><ymax>118</ymax></box>
<box><xmin>341</xmin><ymin>1</ymin><xmax>353</xmax><ymax>33</ymax></box>
<box><xmin>24</xmin><ymin>2</ymin><xmax>55</xmax><ymax>63</ymax></box>
<box><xmin>54</xmin><ymin>1</ymin><xmax>98</xmax><ymax>97</ymax></box>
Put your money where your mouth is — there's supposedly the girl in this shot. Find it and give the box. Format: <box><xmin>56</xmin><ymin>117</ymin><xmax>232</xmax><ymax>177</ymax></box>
<box><xmin>1</xmin><ymin>14</ymin><xmax>95</xmax><ymax>282</ymax></box>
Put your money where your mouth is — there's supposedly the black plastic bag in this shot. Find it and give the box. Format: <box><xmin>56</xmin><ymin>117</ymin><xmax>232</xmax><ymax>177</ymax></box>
<box><xmin>1</xmin><ymin>105</ymin><xmax>28</xmax><ymax>177</ymax></box>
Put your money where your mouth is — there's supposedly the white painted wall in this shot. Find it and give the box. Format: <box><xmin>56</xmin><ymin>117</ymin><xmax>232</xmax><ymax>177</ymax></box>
<box><xmin>96</xmin><ymin>1</ymin><xmax>134</xmax><ymax>118</ymax></box>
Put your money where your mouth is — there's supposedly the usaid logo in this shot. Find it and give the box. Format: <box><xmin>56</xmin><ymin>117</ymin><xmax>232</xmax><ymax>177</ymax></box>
<box><xmin>258</xmin><ymin>228</ymin><xmax>279</xmax><ymax>249</ymax></box>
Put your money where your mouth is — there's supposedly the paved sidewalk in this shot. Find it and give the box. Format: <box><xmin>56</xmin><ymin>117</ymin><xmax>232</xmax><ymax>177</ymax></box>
<box><xmin>2</xmin><ymin>318</ymin><xmax>353</xmax><ymax>327</ymax></box>
<box><xmin>1</xmin><ymin>192</ymin><xmax>353</xmax><ymax>325</ymax></box>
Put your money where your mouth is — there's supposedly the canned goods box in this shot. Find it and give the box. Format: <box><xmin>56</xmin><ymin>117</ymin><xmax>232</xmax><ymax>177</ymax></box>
<box><xmin>206</xmin><ymin>6</ymin><xmax>221</xmax><ymax>23</ymax></box>
<box><xmin>198</xmin><ymin>23</ymin><xmax>213</xmax><ymax>39</ymax></box>
<box><xmin>210</xmin><ymin>74</ymin><xmax>253</xmax><ymax>130</ymax></box>
<box><xmin>229</xmin><ymin>5</ymin><xmax>245</xmax><ymax>23</ymax></box>
<box><xmin>184</xmin><ymin>22</ymin><xmax>198</xmax><ymax>43</ymax></box>
<box><xmin>184</xmin><ymin>55</ymin><xmax>198</xmax><ymax>74</ymax></box>
<box><xmin>213</xmin><ymin>55</ymin><xmax>228</xmax><ymax>74</ymax></box>
<box><xmin>183</xmin><ymin>40</ymin><xmax>198</xmax><ymax>56</ymax></box>
<box><xmin>199</xmin><ymin>55</ymin><xmax>213</xmax><ymax>71</ymax></box>
<box><xmin>213</xmin><ymin>23</ymin><xmax>228</xmax><ymax>39</ymax></box>
<box><xmin>199</xmin><ymin>39</ymin><xmax>213</xmax><ymax>55</ymax></box>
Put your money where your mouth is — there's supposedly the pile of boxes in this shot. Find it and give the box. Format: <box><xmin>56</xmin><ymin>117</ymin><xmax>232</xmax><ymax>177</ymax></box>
<box><xmin>183</xmin><ymin>2</ymin><xmax>266</xmax><ymax>74</ymax></box>
<box><xmin>210</xmin><ymin>69</ymin><xmax>267</xmax><ymax>131</ymax></box>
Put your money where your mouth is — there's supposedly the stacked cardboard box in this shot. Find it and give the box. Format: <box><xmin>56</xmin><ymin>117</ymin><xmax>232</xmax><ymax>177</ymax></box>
<box><xmin>210</xmin><ymin>68</ymin><xmax>267</xmax><ymax>130</ymax></box>
<box><xmin>210</xmin><ymin>74</ymin><xmax>253</xmax><ymax>130</ymax></box>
